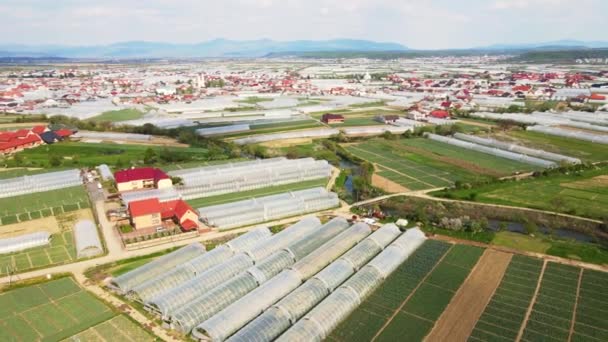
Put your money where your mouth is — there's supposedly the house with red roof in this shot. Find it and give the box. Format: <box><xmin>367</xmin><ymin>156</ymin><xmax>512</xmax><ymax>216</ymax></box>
<box><xmin>0</xmin><ymin>134</ymin><xmax>43</xmax><ymax>155</ymax></box>
<box><xmin>429</xmin><ymin>110</ymin><xmax>450</xmax><ymax>119</ymax></box>
<box><xmin>114</xmin><ymin>167</ymin><xmax>172</xmax><ymax>193</ymax></box>
<box><xmin>129</xmin><ymin>198</ymin><xmax>199</xmax><ymax>231</ymax></box>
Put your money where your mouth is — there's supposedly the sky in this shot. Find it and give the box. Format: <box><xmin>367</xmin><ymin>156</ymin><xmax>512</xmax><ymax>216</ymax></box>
<box><xmin>0</xmin><ymin>0</ymin><xmax>605</xmax><ymax>50</ymax></box>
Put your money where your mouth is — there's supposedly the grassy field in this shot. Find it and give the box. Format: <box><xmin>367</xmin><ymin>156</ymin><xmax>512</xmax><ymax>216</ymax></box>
<box><xmin>88</xmin><ymin>109</ymin><xmax>145</xmax><ymax>123</ymax></box>
<box><xmin>469</xmin><ymin>255</ymin><xmax>544</xmax><ymax>341</ymax></box>
<box><xmin>329</xmin><ymin>241</ymin><xmax>484</xmax><ymax>342</ymax></box>
<box><xmin>12</xmin><ymin>142</ymin><xmax>210</xmax><ymax>168</ymax></box>
<box><xmin>0</xmin><ymin>277</ymin><xmax>116</xmax><ymax>341</ymax></box>
<box><xmin>505</xmin><ymin>130</ymin><xmax>608</xmax><ymax>163</ymax></box>
<box><xmin>187</xmin><ymin>178</ymin><xmax>328</xmax><ymax>208</ymax></box>
<box><xmin>345</xmin><ymin>139</ymin><xmax>494</xmax><ymax>191</ymax></box>
<box><xmin>235</xmin><ymin>96</ymin><xmax>274</xmax><ymax>104</ymax></box>
<box><xmin>63</xmin><ymin>315</ymin><xmax>155</xmax><ymax>342</ymax></box>
<box><xmin>0</xmin><ymin>186</ymin><xmax>89</xmax><ymax>225</ymax></box>
<box><xmin>0</xmin><ymin>230</ymin><xmax>78</xmax><ymax>276</ymax></box>
<box><xmin>433</xmin><ymin>167</ymin><xmax>608</xmax><ymax>220</ymax></box>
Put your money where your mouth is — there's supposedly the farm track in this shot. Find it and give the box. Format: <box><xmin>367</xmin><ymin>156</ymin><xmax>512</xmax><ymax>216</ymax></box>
<box><xmin>426</xmin><ymin>249</ymin><xmax>512</xmax><ymax>342</ymax></box>
<box><xmin>515</xmin><ymin>259</ymin><xmax>547</xmax><ymax>342</ymax></box>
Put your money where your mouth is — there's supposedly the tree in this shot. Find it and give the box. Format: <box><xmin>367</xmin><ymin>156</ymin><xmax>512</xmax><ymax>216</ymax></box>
<box><xmin>524</xmin><ymin>221</ymin><xmax>538</xmax><ymax>235</ymax></box>
<box><xmin>49</xmin><ymin>155</ymin><xmax>62</xmax><ymax>167</ymax></box>
<box><xmin>143</xmin><ymin>148</ymin><xmax>157</xmax><ymax>165</ymax></box>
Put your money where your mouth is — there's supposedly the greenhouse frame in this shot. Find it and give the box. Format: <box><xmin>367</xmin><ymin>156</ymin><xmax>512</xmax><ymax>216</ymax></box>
<box><xmin>108</xmin><ymin>243</ymin><xmax>206</xmax><ymax>294</ymax></box>
<box><xmin>277</xmin><ymin>228</ymin><xmax>427</xmax><ymax>342</ymax></box>
<box><xmin>144</xmin><ymin>217</ymin><xmax>322</xmax><ymax>319</ymax></box>
<box><xmin>425</xmin><ymin>133</ymin><xmax>557</xmax><ymax>168</ymax></box>
<box><xmin>198</xmin><ymin>187</ymin><xmax>340</xmax><ymax>230</ymax></box>
<box><xmin>130</xmin><ymin>227</ymin><xmax>272</xmax><ymax>303</ymax></box>
<box><xmin>0</xmin><ymin>232</ymin><xmax>51</xmax><ymax>255</ymax></box>
<box><xmin>0</xmin><ymin>169</ymin><xmax>82</xmax><ymax>199</ymax></box>
<box><xmin>170</xmin><ymin>218</ymin><xmax>350</xmax><ymax>334</ymax></box>
<box><xmin>170</xmin><ymin>158</ymin><xmax>331</xmax><ymax>201</ymax></box>
<box><xmin>225</xmin><ymin>224</ymin><xmax>402</xmax><ymax>342</ymax></box>
<box><xmin>74</xmin><ymin>220</ymin><xmax>103</xmax><ymax>259</ymax></box>
<box><xmin>97</xmin><ymin>164</ymin><xmax>114</xmax><ymax>181</ymax></box>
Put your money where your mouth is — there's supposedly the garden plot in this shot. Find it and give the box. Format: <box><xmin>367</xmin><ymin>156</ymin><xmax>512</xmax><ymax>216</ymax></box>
<box><xmin>63</xmin><ymin>315</ymin><xmax>154</xmax><ymax>342</ymax></box>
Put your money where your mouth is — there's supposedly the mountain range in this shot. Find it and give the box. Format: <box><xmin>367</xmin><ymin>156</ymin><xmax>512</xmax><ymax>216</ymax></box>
<box><xmin>1</xmin><ymin>39</ymin><xmax>607</xmax><ymax>58</ymax></box>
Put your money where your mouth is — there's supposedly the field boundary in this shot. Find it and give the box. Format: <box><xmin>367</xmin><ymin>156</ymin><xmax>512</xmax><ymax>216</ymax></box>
<box><xmin>568</xmin><ymin>268</ymin><xmax>584</xmax><ymax>341</ymax></box>
<box><xmin>515</xmin><ymin>259</ymin><xmax>547</xmax><ymax>341</ymax></box>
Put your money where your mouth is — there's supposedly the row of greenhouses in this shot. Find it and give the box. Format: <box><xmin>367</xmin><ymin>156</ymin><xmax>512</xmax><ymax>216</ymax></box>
<box><xmin>197</xmin><ymin>188</ymin><xmax>340</xmax><ymax>230</ymax></box>
<box><xmin>169</xmin><ymin>158</ymin><xmax>331</xmax><ymax>201</ymax></box>
<box><xmin>73</xmin><ymin>131</ymin><xmax>151</xmax><ymax>141</ymax></box>
<box><xmin>452</xmin><ymin>133</ymin><xmax>581</xmax><ymax>164</ymax></box>
<box><xmin>196</xmin><ymin>124</ymin><xmax>251</xmax><ymax>137</ymax></box>
<box><xmin>0</xmin><ymin>232</ymin><xmax>51</xmax><ymax>255</ymax></box>
<box><xmin>0</xmin><ymin>169</ymin><xmax>82</xmax><ymax>199</ymax></box>
<box><xmin>425</xmin><ymin>133</ymin><xmax>558</xmax><ymax>168</ymax></box>
<box><xmin>108</xmin><ymin>217</ymin><xmax>427</xmax><ymax>341</ymax></box>
<box><xmin>470</xmin><ymin>111</ymin><xmax>608</xmax><ymax>134</ymax></box>
<box><xmin>527</xmin><ymin>125</ymin><xmax>608</xmax><ymax>144</ymax></box>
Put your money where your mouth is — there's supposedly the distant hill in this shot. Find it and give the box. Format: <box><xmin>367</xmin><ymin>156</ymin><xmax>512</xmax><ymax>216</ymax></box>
<box><xmin>478</xmin><ymin>40</ymin><xmax>608</xmax><ymax>51</ymax></box>
<box><xmin>0</xmin><ymin>39</ymin><xmax>409</xmax><ymax>58</ymax></box>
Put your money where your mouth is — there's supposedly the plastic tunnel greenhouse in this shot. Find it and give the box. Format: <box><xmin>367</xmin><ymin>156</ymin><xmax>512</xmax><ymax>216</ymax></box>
<box><xmin>277</xmin><ymin>228</ymin><xmax>427</xmax><ymax>342</ymax></box>
<box><xmin>233</xmin><ymin>128</ymin><xmax>340</xmax><ymax>145</ymax></box>
<box><xmin>0</xmin><ymin>232</ymin><xmax>51</xmax><ymax>255</ymax></box>
<box><xmin>129</xmin><ymin>227</ymin><xmax>272</xmax><ymax>303</ymax></box>
<box><xmin>74</xmin><ymin>220</ymin><xmax>103</xmax><ymax>259</ymax></box>
<box><xmin>169</xmin><ymin>217</ymin><xmax>350</xmax><ymax>334</ymax></box>
<box><xmin>193</xmin><ymin>223</ymin><xmax>372</xmax><ymax>341</ymax></box>
<box><xmin>228</xmin><ymin>224</ymin><xmax>402</xmax><ymax>342</ymax></box>
<box><xmin>145</xmin><ymin>217</ymin><xmax>321</xmax><ymax>318</ymax></box>
<box><xmin>108</xmin><ymin>243</ymin><xmax>206</xmax><ymax>294</ymax></box>
<box><xmin>0</xmin><ymin>169</ymin><xmax>82</xmax><ymax>199</ymax></box>
<box><xmin>527</xmin><ymin>125</ymin><xmax>608</xmax><ymax>144</ymax></box>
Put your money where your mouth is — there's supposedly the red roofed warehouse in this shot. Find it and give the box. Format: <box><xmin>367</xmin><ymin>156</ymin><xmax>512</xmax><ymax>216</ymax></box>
<box><xmin>321</xmin><ymin>113</ymin><xmax>345</xmax><ymax>124</ymax></box>
<box><xmin>129</xmin><ymin>198</ymin><xmax>199</xmax><ymax>231</ymax></box>
<box><xmin>430</xmin><ymin>110</ymin><xmax>450</xmax><ymax>119</ymax></box>
<box><xmin>114</xmin><ymin>167</ymin><xmax>172</xmax><ymax>193</ymax></box>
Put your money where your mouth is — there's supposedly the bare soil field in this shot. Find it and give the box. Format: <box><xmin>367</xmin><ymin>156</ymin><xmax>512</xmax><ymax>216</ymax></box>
<box><xmin>426</xmin><ymin>249</ymin><xmax>512</xmax><ymax>342</ymax></box>
<box><xmin>372</xmin><ymin>173</ymin><xmax>410</xmax><ymax>193</ymax></box>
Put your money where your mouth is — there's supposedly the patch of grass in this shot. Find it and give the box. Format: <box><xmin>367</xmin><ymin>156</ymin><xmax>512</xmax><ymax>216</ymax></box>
<box><xmin>493</xmin><ymin>231</ymin><xmax>552</xmax><ymax>253</ymax></box>
<box><xmin>349</xmin><ymin>100</ymin><xmax>386</xmax><ymax>108</ymax></box>
<box><xmin>506</xmin><ymin>130</ymin><xmax>608</xmax><ymax>163</ymax></box>
<box><xmin>88</xmin><ymin>108</ymin><xmax>144</xmax><ymax>123</ymax></box>
<box><xmin>0</xmin><ymin>186</ymin><xmax>88</xmax><ymax>217</ymax></box>
<box><xmin>235</xmin><ymin>96</ymin><xmax>274</xmax><ymax>104</ymax></box>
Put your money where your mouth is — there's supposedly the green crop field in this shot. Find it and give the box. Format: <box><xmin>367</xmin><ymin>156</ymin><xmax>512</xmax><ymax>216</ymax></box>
<box><xmin>63</xmin><ymin>315</ymin><xmax>155</xmax><ymax>342</ymax></box>
<box><xmin>345</xmin><ymin>139</ymin><xmax>493</xmax><ymax>191</ymax></box>
<box><xmin>0</xmin><ymin>186</ymin><xmax>90</xmax><ymax>226</ymax></box>
<box><xmin>0</xmin><ymin>230</ymin><xmax>78</xmax><ymax>276</ymax></box>
<box><xmin>433</xmin><ymin>166</ymin><xmax>608</xmax><ymax>220</ymax></box>
<box><xmin>399</xmin><ymin>139</ymin><xmax>536</xmax><ymax>176</ymax></box>
<box><xmin>470</xmin><ymin>255</ymin><xmax>544</xmax><ymax>341</ymax></box>
<box><xmin>224</xmin><ymin>119</ymin><xmax>323</xmax><ymax>138</ymax></box>
<box><xmin>573</xmin><ymin>269</ymin><xmax>608</xmax><ymax>341</ymax></box>
<box><xmin>506</xmin><ymin>130</ymin><xmax>608</xmax><ymax>163</ymax></box>
<box><xmin>87</xmin><ymin>108</ymin><xmax>145</xmax><ymax>123</ymax></box>
<box><xmin>0</xmin><ymin>277</ymin><xmax>117</xmax><ymax>341</ymax></box>
<box><xmin>329</xmin><ymin>242</ymin><xmax>483</xmax><ymax>342</ymax></box>
<box><xmin>187</xmin><ymin>178</ymin><xmax>328</xmax><ymax>208</ymax></box>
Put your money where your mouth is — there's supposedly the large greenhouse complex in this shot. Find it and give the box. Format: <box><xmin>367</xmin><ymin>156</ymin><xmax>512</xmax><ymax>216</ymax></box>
<box><xmin>108</xmin><ymin>216</ymin><xmax>427</xmax><ymax>341</ymax></box>
<box><xmin>197</xmin><ymin>187</ymin><xmax>340</xmax><ymax>230</ymax></box>
<box><xmin>0</xmin><ymin>169</ymin><xmax>82</xmax><ymax>199</ymax></box>
<box><xmin>169</xmin><ymin>157</ymin><xmax>332</xmax><ymax>201</ymax></box>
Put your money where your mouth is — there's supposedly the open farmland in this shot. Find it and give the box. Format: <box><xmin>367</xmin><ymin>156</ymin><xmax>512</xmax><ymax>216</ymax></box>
<box><xmin>433</xmin><ymin>166</ymin><xmax>608</xmax><ymax>220</ymax></box>
<box><xmin>328</xmin><ymin>241</ymin><xmax>484</xmax><ymax>342</ymax></box>
<box><xmin>0</xmin><ymin>186</ymin><xmax>90</xmax><ymax>226</ymax></box>
<box><xmin>345</xmin><ymin>139</ymin><xmax>496</xmax><ymax>191</ymax></box>
<box><xmin>88</xmin><ymin>108</ymin><xmax>145</xmax><ymax>123</ymax></box>
<box><xmin>0</xmin><ymin>277</ymin><xmax>118</xmax><ymax>341</ymax></box>
<box><xmin>311</xmin><ymin>109</ymin><xmax>403</xmax><ymax>127</ymax></box>
<box><xmin>62</xmin><ymin>315</ymin><xmax>155</xmax><ymax>342</ymax></box>
<box><xmin>504</xmin><ymin>130</ymin><xmax>608</xmax><ymax>163</ymax></box>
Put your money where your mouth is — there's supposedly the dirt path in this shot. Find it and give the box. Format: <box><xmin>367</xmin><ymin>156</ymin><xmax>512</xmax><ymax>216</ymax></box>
<box><xmin>568</xmin><ymin>268</ymin><xmax>584</xmax><ymax>341</ymax></box>
<box><xmin>515</xmin><ymin>259</ymin><xmax>547</xmax><ymax>342</ymax></box>
<box><xmin>426</xmin><ymin>249</ymin><xmax>512</xmax><ymax>342</ymax></box>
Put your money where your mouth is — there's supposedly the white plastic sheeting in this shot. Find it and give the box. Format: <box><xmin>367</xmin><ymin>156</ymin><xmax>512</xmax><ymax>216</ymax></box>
<box><xmin>171</xmin><ymin>158</ymin><xmax>331</xmax><ymax>201</ymax></box>
<box><xmin>145</xmin><ymin>218</ymin><xmax>321</xmax><ymax>319</ymax></box>
<box><xmin>198</xmin><ymin>188</ymin><xmax>339</xmax><ymax>231</ymax></box>
<box><xmin>470</xmin><ymin>112</ymin><xmax>608</xmax><ymax>134</ymax></box>
<box><xmin>130</xmin><ymin>227</ymin><xmax>272</xmax><ymax>303</ymax></box>
<box><xmin>121</xmin><ymin>188</ymin><xmax>181</xmax><ymax>206</ymax></box>
<box><xmin>452</xmin><ymin>133</ymin><xmax>581</xmax><ymax>164</ymax></box>
<box><xmin>97</xmin><ymin>164</ymin><xmax>114</xmax><ymax>181</ymax></box>
<box><xmin>74</xmin><ymin>220</ymin><xmax>103</xmax><ymax>259</ymax></box>
<box><xmin>193</xmin><ymin>223</ymin><xmax>372</xmax><ymax>342</ymax></box>
<box><xmin>425</xmin><ymin>133</ymin><xmax>557</xmax><ymax>168</ymax></box>
<box><xmin>73</xmin><ymin>131</ymin><xmax>151</xmax><ymax>141</ymax></box>
<box><xmin>0</xmin><ymin>232</ymin><xmax>51</xmax><ymax>255</ymax></box>
<box><xmin>233</xmin><ymin>128</ymin><xmax>340</xmax><ymax>145</ymax></box>
<box><xmin>227</xmin><ymin>223</ymin><xmax>401</xmax><ymax>342</ymax></box>
<box><xmin>196</xmin><ymin>124</ymin><xmax>250</xmax><ymax>137</ymax></box>
<box><xmin>170</xmin><ymin>218</ymin><xmax>349</xmax><ymax>334</ymax></box>
<box><xmin>341</xmin><ymin>126</ymin><xmax>412</xmax><ymax>136</ymax></box>
<box><xmin>527</xmin><ymin>125</ymin><xmax>608</xmax><ymax>145</ymax></box>
<box><xmin>0</xmin><ymin>169</ymin><xmax>82</xmax><ymax>199</ymax></box>
<box><xmin>109</xmin><ymin>243</ymin><xmax>206</xmax><ymax>294</ymax></box>
<box><xmin>277</xmin><ymin>228</ymin><xmax>427</xmax><ymax>342</ymax></box>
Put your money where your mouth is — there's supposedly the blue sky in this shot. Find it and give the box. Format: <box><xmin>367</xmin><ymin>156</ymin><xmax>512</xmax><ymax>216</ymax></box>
<box><xmin>1</xmin><ymin>0</ymin><xmax>605</xmax><ymax>49</ymax></box>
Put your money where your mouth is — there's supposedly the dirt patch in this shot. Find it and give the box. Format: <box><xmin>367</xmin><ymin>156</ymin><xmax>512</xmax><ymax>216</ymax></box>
<box><xmin>0</xmin><ymin>122</ymin><xmax>48</xmax><ymax>129</ymax></box>
<box><xmin>426</xmin><ymin>249</ymin><xmax>512</xmax><ymax>342</ymax></box>
<box><xmin>260</xmin><ymin>138</ymin><xmax>313</xmax><ymax>148</ymax></box>
<box><xmin>0</xmin><ymin>216</ymin><xmax>60</xmax><ymax>238</ymax></box>
<box><xmin>372</xmin><ymin>173</ymin><xmax>409</xmax><ymax>193</ymax></box>
<box><xmin>556</xmin><ymin>125</ymin><xmax>608</xmax><ymax>136</ymax></box>
<box><xmin>459</xmin><ymin>119</ymin><xmax>496</xmax><ymax>128</ymax></box>
<box><xmin>399</xmin><ymin>145</ymin><xmax>504</xmax><ymax>178</ymax></box>
<box><xmin>562</xmin><ymin>175</ymin><xmax>608</xmax><ymax>190</ymax></box>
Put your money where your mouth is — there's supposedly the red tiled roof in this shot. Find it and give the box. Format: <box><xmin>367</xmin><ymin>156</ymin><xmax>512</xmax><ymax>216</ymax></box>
<box><xmin>129</xmin><ymin>198</ymin><xmax>161</xmax><ymax>217</ymax></box>
<box><xmin>31</xmin><ymin>125</ymin><xmax>46</xmax><ymax>134</ymax></box>
<box><xmin>174</xmin><ymin>200</ymin><xmax>196</xmax><ymax>219</ymax></box>
<box><xmin>115</xmin><ymin>167</ymin><xmax>169</xmax><ymax>184</ymax></box>
<box><xmin>55</xmin><ymin>129</ymin><xmax>73</xmax><ymax>137</ymax></box>
<box><xmin>181</xmin><ymin>219</ymin><xmax>199</xmax><ymax>231</ymax></box>
<box><xmin>430</xmin><ymin>110</ymin><xmax>449</xmax><ymax>119</ymax></box>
